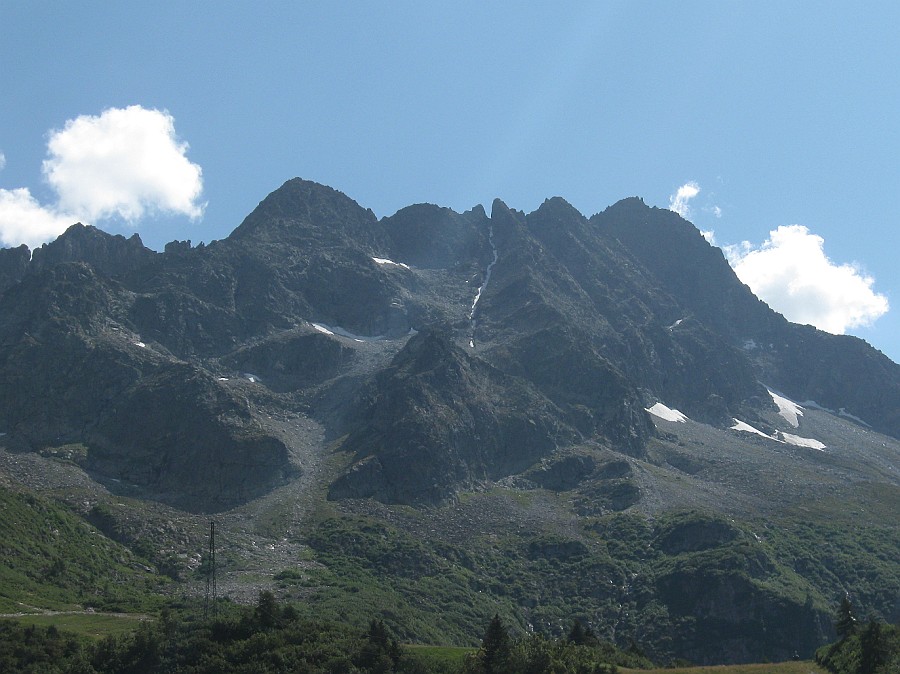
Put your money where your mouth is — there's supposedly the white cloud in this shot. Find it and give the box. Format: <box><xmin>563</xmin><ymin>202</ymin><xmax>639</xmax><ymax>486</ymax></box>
<box><xmin>668</xmin><ymin>181</ymin><xmax>700</xmax><ymax>218</ymax></box>
<box><xmin>43</xmin><ymin>106</ymin><xmax>204</xmax><ymax>221</ymax></box>
<box><xmin>725</xmin><ymin>225</ymin><xmax>889</xmax><ymax>334</ymax></box>
<box><xmin>0</xmin><ymin>152</ymin><xmax>6</xmax><ymax>171</ymax></box>
<box><xmin>0</xmin><ymin>105</ymin><xmax>204</xmax><ymax>248</ymax></box>
<box><xmin>0</xmin><ymin>188</ymin><xmax>77</xmax><ymax>249</ymax></box>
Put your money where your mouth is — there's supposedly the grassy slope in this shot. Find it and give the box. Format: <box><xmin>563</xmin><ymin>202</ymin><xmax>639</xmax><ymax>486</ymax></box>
<box><xmin>1</xmin><ymin>613</ymin><xmax>150</xmax><ymax>639</ymax></box>
<box><xmin>0</xmin><ymin>484</ymin><xmax>166</xmax><ymax>613</ymax></box>
<box><xmin>621</xmin><ymin>664</ymin><xmax>827</xmax><ymax>674</ymax></box>
<box><xmin>274</xmin><ymin>496</ymin><xmax>896</xmax><ymax>664</ymax></box>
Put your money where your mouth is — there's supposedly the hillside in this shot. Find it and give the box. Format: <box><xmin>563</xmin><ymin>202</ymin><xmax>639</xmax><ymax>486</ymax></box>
<box><xmin>0</xmin><ymin>178</ymin><xmax>897</xmax><ymax>664</ymax></box>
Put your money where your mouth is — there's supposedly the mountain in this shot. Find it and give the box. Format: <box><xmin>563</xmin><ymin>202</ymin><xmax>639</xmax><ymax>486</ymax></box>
<box><xmin>0</xmin><ymin>178</ymin><xmax>897</xmax><ymax>665</ymax></box>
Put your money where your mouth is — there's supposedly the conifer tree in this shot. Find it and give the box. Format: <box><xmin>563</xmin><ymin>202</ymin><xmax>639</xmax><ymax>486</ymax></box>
<box><xmin>479</xmin><ymin>614</ymin><xmax>511</xmax><ymax>674</ymax></box>
<box><xmin>567</xmin><ymin>619</ymin><xmax>587</xmax><ymax>645</ymax></box>
<box><xmin>835</xmin><ymin>595</ymin><xmax>858</xmax><ymax>640</ymax></box>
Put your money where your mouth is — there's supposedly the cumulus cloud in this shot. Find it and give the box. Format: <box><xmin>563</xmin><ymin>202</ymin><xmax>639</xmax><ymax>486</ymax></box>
<box><xmin>0</xmin><ymin>188</ymin><xmax>77</xmax><ymax>249</ymax></box>
<box><xmin>0</xmin><ymin>106</ymin><xmax>204</xmax><ymax>248</ymax></box>
<box><xmin>44</xmin><ymin>106</ymin><xmax>204</xmax><ymax>221</ymax></box>
<box><xmin>725</xmin><ymin>225</ymin><xmax>889</xmax><ymax>333</ymax></box>
<box><xmin>668</xmin><ymin>181</ymin><xmax>700</xmax><ymax>218</ymax></box>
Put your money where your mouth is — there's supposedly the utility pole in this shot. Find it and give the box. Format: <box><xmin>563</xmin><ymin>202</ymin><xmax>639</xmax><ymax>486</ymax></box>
<box><xmin>204</xmin><ymin>520</ymin><xmax>217</xmax><ymax>620</ymax></box>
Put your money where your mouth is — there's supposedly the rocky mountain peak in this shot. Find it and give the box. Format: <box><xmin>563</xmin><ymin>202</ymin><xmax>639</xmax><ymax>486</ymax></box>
<box><xmin>29</xmin><ymin>222</ymin><xmax>157</xmax><ymax>280</ymax></box>
<box><xmin>533</xmin><ymin>196</ymin><xmax>586</xmax><ymax>224</ymax></box>
<box><xmin>0</xmin><ymin>243</ymin><xmax>30</xmax><ymax>293</ymax></box>
<box><xmin>228</xmin><ymin>178</ymin><xmax>381</xmax><ymax>249</ymax></box>
<box><xmin>381</xmin><ymin>202</ymin><xmax>490</xmax><ymax>270</ymax></box>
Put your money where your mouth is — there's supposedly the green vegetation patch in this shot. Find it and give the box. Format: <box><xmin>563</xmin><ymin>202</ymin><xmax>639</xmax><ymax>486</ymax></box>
<box><xmin>4</xmin><ymin>612</ymin><xmax>149</xmax><ymax>640</ymax></box>
<box><xmin>815</xmin><ymin>620</ymin><xmax>899</xmax><ymax>674</ymax></box>
<box><xmin>404</xmin><ymin>644</ymin><xmax>474</xmax><ymax>673</ymax></box>
<box><xmin>621</xmin><ymin>664</ymin><xmax>827</xmax><ymax>674</ymax></box>
<box><xmin>0</xmin><ymin>485</ymin><xmax>166</xmax><ymax>613</ymax></box>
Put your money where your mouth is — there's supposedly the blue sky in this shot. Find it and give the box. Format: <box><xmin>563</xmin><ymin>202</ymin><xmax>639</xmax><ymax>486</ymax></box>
<box><xmin>2</xmin><ymin>2</ymin><xmax>898</xmax><ymax>363</ymax></box>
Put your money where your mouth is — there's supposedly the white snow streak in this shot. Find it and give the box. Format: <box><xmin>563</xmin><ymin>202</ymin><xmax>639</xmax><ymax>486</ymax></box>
<box><xmin>730</xmin><ymin>418</ymin><xmax>771</xmax><ymax>438</ymax></box>
<box><xmin>768</xmin><ymin>389</ymin><xmax>803</xmax><ymax>428</ymax></box>
<box><xmin>781</xmin><ymin>433</ymin><xmax>826</xmax><ymax>450</ymax></box>
<box><xmin>468</xmin><ymin>224</ymin><xmax>499</xmax><ymax>348</ymax></box>
<box><xmin>646</xmin><ymin>402</ymin><xmax>688</xmax><ymax>423</ymax></box>
<box><xmin>470</xmin><ymin>225</ymin><xmax>499</xmax><ymax>321</ymax></box>
<box><xmin>372</xmin><ymin>257</ymin><xmax>410</xmax><ymax>270</ymax></box>
<box><xmin>730</xmin><ymin>418</ymin><xmax>826</xmax><ymax>450</ymax></box>
<box><xmin>311</xmin><ymin>322</ymin><xmax>384</xmax><ymax>343</ymax></box>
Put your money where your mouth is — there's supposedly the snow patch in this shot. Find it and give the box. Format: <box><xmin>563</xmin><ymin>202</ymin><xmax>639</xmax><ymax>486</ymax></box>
<box><xmin>731</xmin><ymin>418</ymin><xmax>826</xmax><ymax>450</ymax></box>
<box><xmin>372</xmin><ymin>256</ymin><xmax>410</xmax><ymax>270</ymax></box>
<box><xmin>782</xmin><ymin>433</ymin><xmax>826</xmax><ymax>450</ymax></box>
<box><xmin>133</xmin><ymin>341</ymin><xmax>145</xmax><ymax>348</ymax></box>
<box><xmin>768</xmin><ymin>389</ymin><xmax>803</xmax><ymax>428</ymax></box>
<box><xmin>667</xmin><ymin>318</ymin><xmax>684</xmax><ymax>330</ymax></box>
<box><xmin>243</xmin><ymin>373</ymin><xmax>261</xmax><ymax>383</ymax></box>
<box><xmin>311</xmin><ymin>322</ymin><xmax>384</xmax><ymax>343</ymax></box>
<box><xmin>646</xmin><ymin>402</ymin><xmax>688</xmax><ymax>423</ymax></box>
<box><xmin>731</xmin><ymin>418</ymin><xmax>771</xmax><ymax>438</ymax></box>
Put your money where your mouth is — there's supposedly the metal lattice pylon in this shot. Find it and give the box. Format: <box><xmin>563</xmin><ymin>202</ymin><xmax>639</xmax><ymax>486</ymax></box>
<box><xmin>204</xmin><ymin>520</ymin><xmax>217</xmax><ymax>619</ymax></box>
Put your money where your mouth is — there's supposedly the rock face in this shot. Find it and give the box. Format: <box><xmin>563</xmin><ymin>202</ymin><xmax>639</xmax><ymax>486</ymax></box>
<box><xmin>594</xmin><ymin>198</ymin><xmax>900</xmax><ymax>438</ymax></box>
<box><xmin>0</xmin><ymin>244</ymin><xmax>30</xmax><ymax>292</ymax></box>
<box><xmin>0</xmin><ymin>259</ymin><xmax>294</xmax><ymax>512</ymax></box>
<box><xmin>1</xmin><ymin>177</ymin><xmax>898</xmax><ymax>512</ymax></box>
<box><xmin>30</xmin><ymin>223</ymin><xmax>158</xmax><ymax>280</ymax></box>
<box><xmin>330</xmin><ymin>327</ymin><xmax>571</xmax><ymax>503</ymax></box>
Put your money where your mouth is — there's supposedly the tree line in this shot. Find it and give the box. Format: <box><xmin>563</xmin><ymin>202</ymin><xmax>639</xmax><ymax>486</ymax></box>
<box><xmin>0</xmin><ymin>593</ymin><xmax>650</xmax><ymax>673</ymax></box>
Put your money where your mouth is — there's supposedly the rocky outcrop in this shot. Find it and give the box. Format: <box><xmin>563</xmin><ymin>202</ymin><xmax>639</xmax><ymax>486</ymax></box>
<box><xmin>652</xmin><ymin>514</ymin><xmax>830</xmax><ymax>663</ymax></box>
<box><xmin>87</xmin><ymin>363</ymin><xmax>296</xmax><ymax>512</ymax></box>
<box><xmin>0</xmin><ymin>243</ymin><xmax>30</xmax><ymax>293</ymax></box>
<box><xmin>30</xmin><ymin>223</ymin><xmax>158</xmax><ymax>280</ymax></box>
<box><xmin>381</xmin><ymin>203</ymin><xmax>491</xmax><ymax>270</ymax></box>
<box><xmin>654</xmin><ymin>511</ymin><xmax>742</xmax><ymax>554</ymax></box>
<box><xmin>330</xmin><ymin>327</ymin><xmax>572</xmax><ymax>504</ymax></box>
<box><xmin>221</xmin><ymin>330</ymin><xmax>356</xmax><ymax>392</ymax></box>
<box><xmin>0</xmin><ymin>260</ymin><xmax>295</xmax><ymax>512</ymax></box>
<box><xmin>525</xmin><ymin>454</ymin><xmax>596</xmax><ymax>491</ymax></box>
